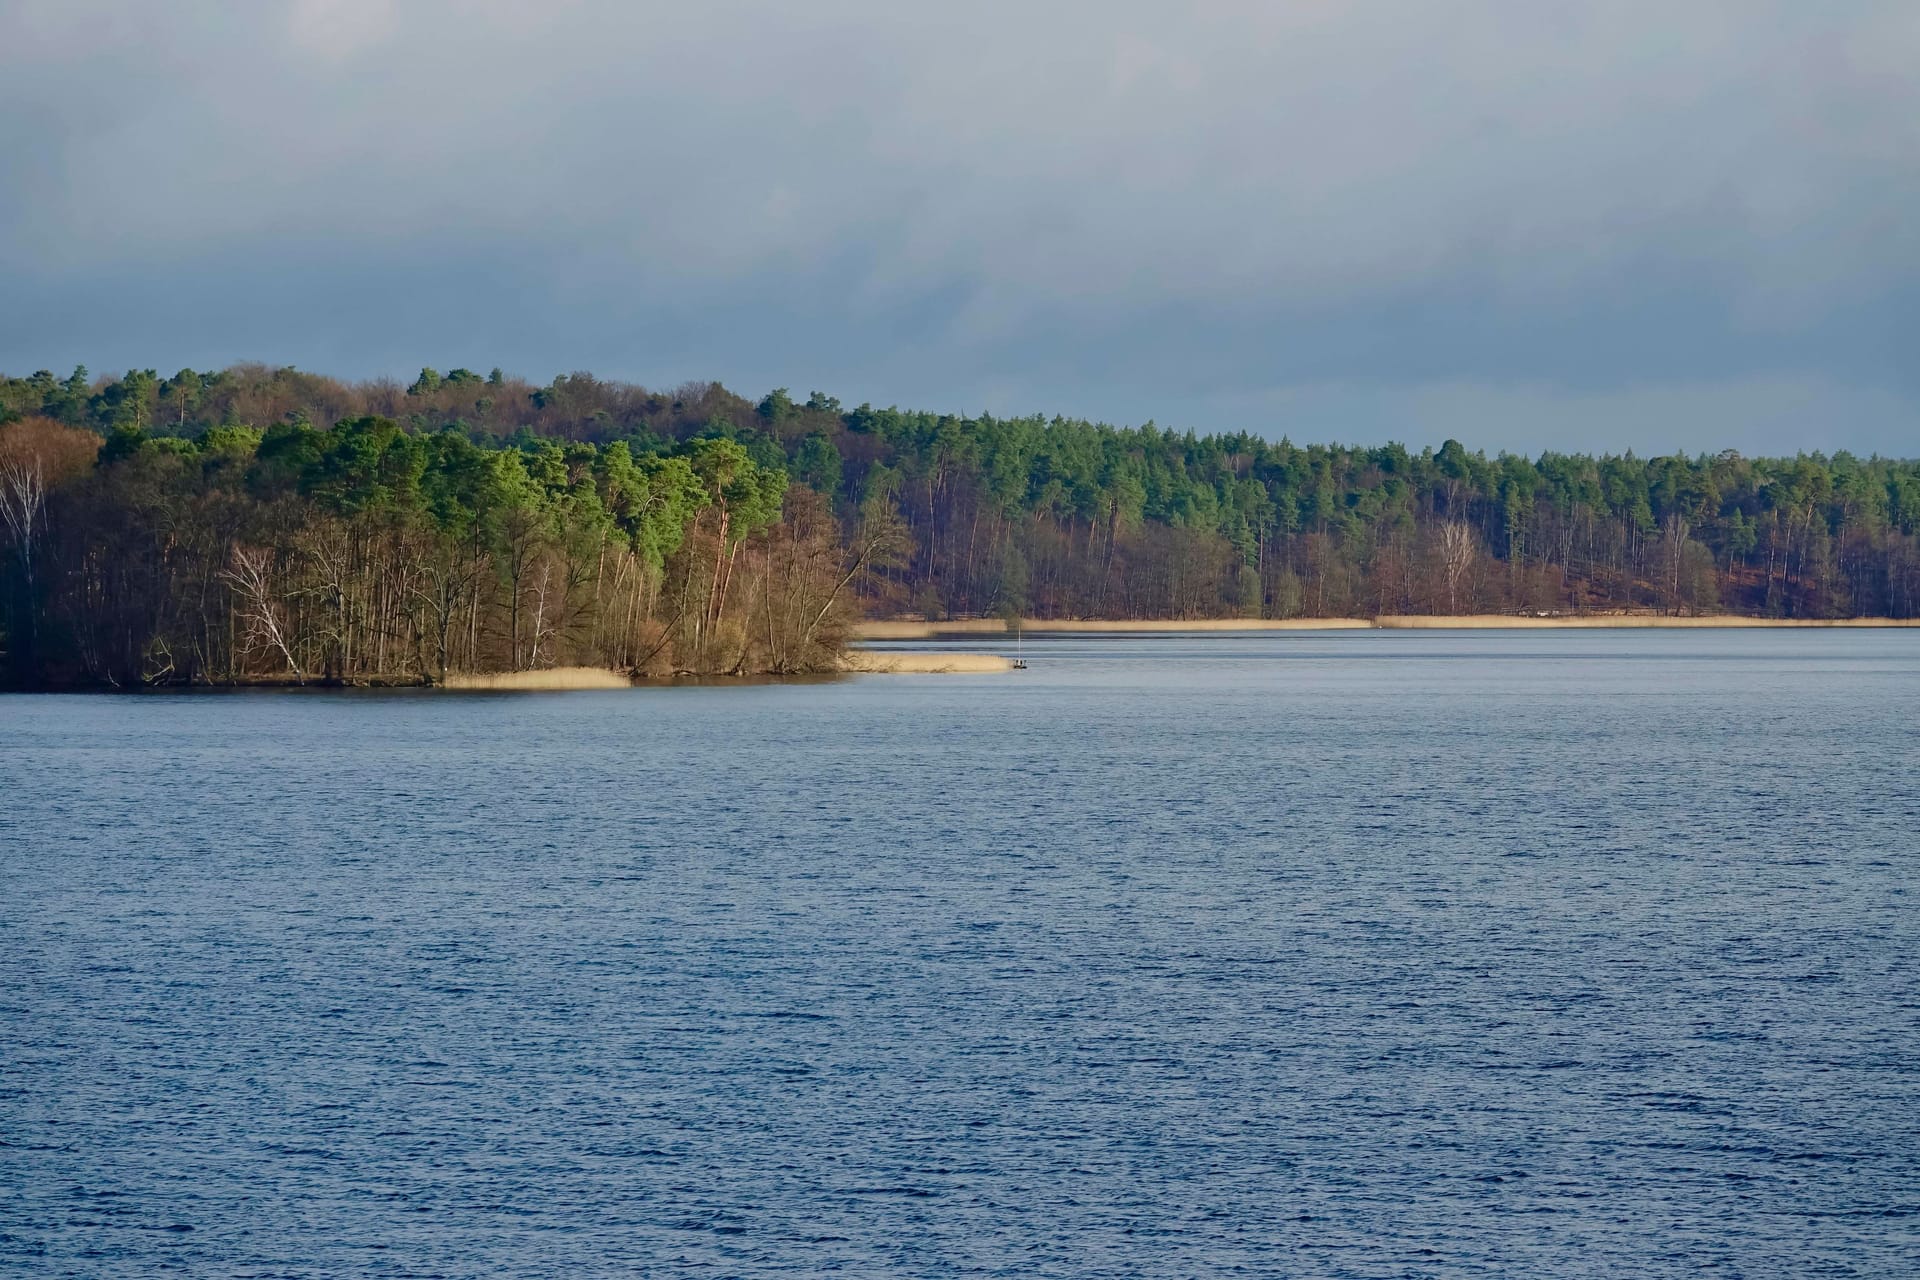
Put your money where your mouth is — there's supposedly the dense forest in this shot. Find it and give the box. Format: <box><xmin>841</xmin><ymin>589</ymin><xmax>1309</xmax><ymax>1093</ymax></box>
<box><xmin>2</xmin><ymin>363</ymin><xmax>1917</xmax><ymax>686</ymax></box>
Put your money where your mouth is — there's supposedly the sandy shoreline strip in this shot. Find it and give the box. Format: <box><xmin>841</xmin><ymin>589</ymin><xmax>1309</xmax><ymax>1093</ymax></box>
<box><xmin>856</xmin><ymin>618</ymin><xmax>1371</xmax><ymax>639</ymax></box>
<box><xmin>439</xmin><ymin>667</ymin><xmax>634</xmax><ymax>690</ymax></box>
<box><xmin>840</xmin><ymin>651</ymin><xmax>1016</xmax><ymax>674</ymax></box>
<box><xmin>1377</xmin><ymin>614</ymin><xmax>1919</xmax><ymax>629</ymax></box>
<box><xmin>857</xmin><ymin>615</ymin><xmax>1919</xmax><ymax>639</ymax></box>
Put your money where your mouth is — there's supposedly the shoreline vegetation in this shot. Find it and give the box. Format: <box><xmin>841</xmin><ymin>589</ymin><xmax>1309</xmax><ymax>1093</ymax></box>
<box><xmin>3</xmin><ymin>363</ymin><xmax>1918</xmax><ymax>689</ymax></box>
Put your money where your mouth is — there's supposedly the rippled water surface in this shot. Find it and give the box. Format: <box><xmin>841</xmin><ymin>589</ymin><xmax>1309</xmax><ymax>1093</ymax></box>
<box><xmin>4</xmin><ymin>630</ymin><xmax>1918</xmax><ymax>1278</ymax></box>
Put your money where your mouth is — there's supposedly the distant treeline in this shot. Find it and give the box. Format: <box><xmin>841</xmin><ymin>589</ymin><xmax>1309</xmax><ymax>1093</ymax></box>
<box><xmin>3</xmin><ymin>363</ymin><xmax>1917</xmax><ymax>684</ymax></box>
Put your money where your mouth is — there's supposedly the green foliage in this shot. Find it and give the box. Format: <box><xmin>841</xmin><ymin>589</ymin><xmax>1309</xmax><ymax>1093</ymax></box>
<box><xmin>688</xmin><ymin>438</ymin><xmax>787</xmax><ymax>541</ymax></box>
<box><xmin>4</xmin><ymin>362</ymin><xmax>1918</xmax><ymax>634</ymax></box>
<box><xmin>596</xmin><ymin>443</ymin><xmax>710</xmax><ymax>574</ymax></box>
<box><xmin>791</xmin><ymin>433</ymin><xmax>842</xmax><ymax>498</ymax></box>
<box><xmin>757</xmin><ymin>387</ymin><xmax>794</xmax><ymax>423</ymax></box>
<box><xmin>197</xmin><ymin>425</ymin><xmax>263</xmax><ymax>472</ymax></box>
<box><xmin>304</xmin><ymin>417</ymin><xmax>425</xmax><ymax>515</ymax></box>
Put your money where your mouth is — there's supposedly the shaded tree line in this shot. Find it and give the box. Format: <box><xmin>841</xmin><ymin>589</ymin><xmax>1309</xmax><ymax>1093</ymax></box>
<box><xmin>4</xmin><ymin>363</ymin><xmax>1918</xmax><ymax>684</ymax></box>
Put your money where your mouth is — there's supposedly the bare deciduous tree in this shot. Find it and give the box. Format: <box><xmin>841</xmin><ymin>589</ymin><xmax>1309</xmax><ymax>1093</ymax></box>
<box><xmin>1439</xmin><ymin>521</ymin><xmax>1476</xmax><ymax>615</ymax></box>
<box><xmin>223</xmin><ymin>545</ymin><xmax>305</xmax><ymax>682</ymax></box>
<box><xmin>1662</xmin><ymin>512</ymin><xmax>1691</xmax><ymax>614</ymax></box>
<box><xmin>0</xmin><ymin>454</ymin><xmax>46</xmax><ymax>592</ymax></box>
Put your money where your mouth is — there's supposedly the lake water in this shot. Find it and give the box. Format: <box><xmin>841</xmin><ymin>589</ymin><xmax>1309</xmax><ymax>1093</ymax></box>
<box><xmin>3</xmin><ymin>630</ymin><xmax>1917</xmax><ymax>1278</ymax></box>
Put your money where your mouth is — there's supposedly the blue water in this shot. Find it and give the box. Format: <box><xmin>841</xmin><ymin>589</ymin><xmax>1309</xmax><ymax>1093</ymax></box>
<box><xmin>3</xmin><ymin>630</ymin><xmax>1917</xmax><ymax>1277</ymax></box>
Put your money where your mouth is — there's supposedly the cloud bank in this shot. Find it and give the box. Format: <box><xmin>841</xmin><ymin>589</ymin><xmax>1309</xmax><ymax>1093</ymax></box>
<box><xmin>2</xmin><ymin>0</ymin><xmax>1915</xmax><ymax>452</ymax></box>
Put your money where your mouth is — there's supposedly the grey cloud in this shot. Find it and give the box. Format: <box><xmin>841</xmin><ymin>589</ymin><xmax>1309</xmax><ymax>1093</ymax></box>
<box><xmin>1</xmin><ymin>0</ymin><xmax>1915</xmax><ymax>453</ymax></box>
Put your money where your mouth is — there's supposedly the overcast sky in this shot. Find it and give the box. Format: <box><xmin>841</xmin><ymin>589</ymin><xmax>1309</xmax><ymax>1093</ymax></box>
<box><xmin>2</xmin><ymin>1</ymin><xmax>1915</xmax><ymax>454</ymax></box>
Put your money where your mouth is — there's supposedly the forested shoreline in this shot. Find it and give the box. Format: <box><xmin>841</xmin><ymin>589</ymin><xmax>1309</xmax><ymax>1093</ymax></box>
<box><xmin>3</xmin><ymin>363</ymin><xmax>1917</xmax><ymax>687</ymax></box>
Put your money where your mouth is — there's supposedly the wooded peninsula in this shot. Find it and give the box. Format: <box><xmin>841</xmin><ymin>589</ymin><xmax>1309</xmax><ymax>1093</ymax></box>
<box><xmin>2</xmin><ymin>364</ymin><xmax>1916</xmax><ymax>687</ymax></box>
